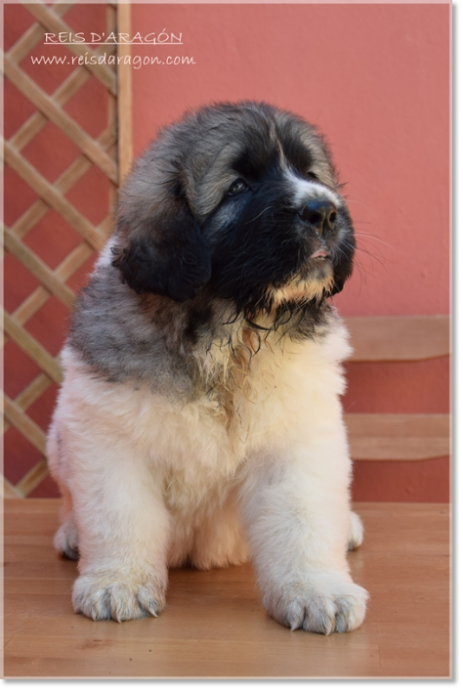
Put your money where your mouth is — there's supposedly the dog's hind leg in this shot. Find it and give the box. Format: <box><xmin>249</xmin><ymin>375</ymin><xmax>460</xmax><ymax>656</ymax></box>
<box><xmin>47</xmin><ymin>416</ymin><xmax>80</xmax><ymax>560</ymax></box>
<box><xmin>348</xmin><ymin>511</ymin><xmax>364</xmax><ymax>551</ymax></box>
<box><xmin>54</xmin><ymin>488</ymin><xmax>80</xmax><ymax>560</ymax></box>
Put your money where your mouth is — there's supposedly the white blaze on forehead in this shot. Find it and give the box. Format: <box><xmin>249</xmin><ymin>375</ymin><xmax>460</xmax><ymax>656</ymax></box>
<box><xmin>285</xmin><ymin>170</ymin><xmax>339</xmax><ymax>209</ymax></box>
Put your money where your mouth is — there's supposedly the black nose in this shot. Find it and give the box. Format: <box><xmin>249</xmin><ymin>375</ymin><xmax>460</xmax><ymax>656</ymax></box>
<box><xmin>299</xmin><ymin>199</ymin><xmax>337</xmax><ymax>234</ymax></box>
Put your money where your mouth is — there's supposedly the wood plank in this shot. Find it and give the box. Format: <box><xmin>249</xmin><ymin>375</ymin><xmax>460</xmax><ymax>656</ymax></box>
<box><xmin>16</xmin><ymin>459</ymin><xmax>49</xmax><ymax>497</ymax></box>
<box><xmin>3</xmin><ymin>397</ymin><xmax>47</xmax><ymax>455</ymax></box>
<box><xmin>4</xmin><ymin>141</ymin><xmax>105</xmax><ymax>251</ymax></box>
<box><xmin>117</xmin><ymin>2</ymin><xmax>133</xmax><ymax>183</ymax></box>
<box><xmin>10</xmin><ymin>127</ymin><xmax>115</xmax><ymax>240</ymax></box>
<box><xmin>3</xmin><ymin>54</ymin><xmax>118</xmax><ymax>184</ymax></box>
<box><xmin>346</xmin><ymin>315</ymin><xmax>450</xmax><ymax>362</ymax></box>
<box><xmin>10</xmin><ymin>41</ymin><xmax>116</xmax><ymax>153</ymax></box>
<box><xmin>107</xmin><ymin>3</ymin><xmax>118</xmax><ymax>207</ymax></box>
<box><xmin>347</xmin><ymin>413</ymin><xmax>450</xmax><ymax>437</ymax></box>
<box><xmin>98</xmin><ymin>215</ymin><xmax>114</xmax><ymax>237</ymax></box>
<box><xmin>10</xmin><ymin>69</ymin><xmax>90</xmax><ymax>153</ymax></box>
<box><xmin>4</xmin><ymin>226</ymin><xmax>76</xmax><ymax>308</ymax></box>
<box><xmin>3</xmin><ymin>500</ymin><xmax>450</xmax><ymax>678</ymax></box>
<box><xmin>2</xmin><ymin>224</ymin><xmax>106</xmax><ymax>347</ymax></box>
<box><xmin>5</xmin><ymin>243</ymin><xmax>93</xmax><ymax>336</ymax></box>
<box><xmin>2</xmin><ymin>478</ymin><xmax>22</xmax><ymax>499</ymax></box>
<box><xmin>350</xmin><ymin>437</ymin><xmax>449</xmax><ymax>461</ymax></box>
<box><xmin>14</xmin><ymin>374</ymin><xmax>51</xmax><ymax>411</ymax></box>
<box><xmin>346</xmin><ymin>413</ymin><xmax>450</xmax><ymax>460</ymax></box>
<box><xmin>2</xmin><ymin>310</ymin><xmax>62</xmax><ymax>384</ymax></box>
<box><xmin>24</xmin><ymin>0</ymin><xmax>117</xmax><ymax>96</ymax></box>
<box><xmin>7</xmin><ymin>0</ymin><xmax>74</xmax><ymax>65</ymax></box>
<box><xmin>6</xmin><ymin>202</ymin><xmax>48</xmax><ymax>242</ymax></box>
<box><xmin>3</xmin><ymin>374</ymin><xmax>52</xmax><ymax>437</ymax></box>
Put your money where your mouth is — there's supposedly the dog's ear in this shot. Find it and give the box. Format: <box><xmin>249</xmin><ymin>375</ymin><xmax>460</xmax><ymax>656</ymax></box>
<box><xmin>112</xmin><ymin>188</ymin><xmax>211</xmax><ymax>303</ymax></box>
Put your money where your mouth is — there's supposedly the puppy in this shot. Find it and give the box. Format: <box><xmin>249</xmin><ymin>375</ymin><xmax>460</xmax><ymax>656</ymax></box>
<box><xmin>47</xmin><ymin>101</ymin><xmax>368</xmax><ymax>634</ymax></box>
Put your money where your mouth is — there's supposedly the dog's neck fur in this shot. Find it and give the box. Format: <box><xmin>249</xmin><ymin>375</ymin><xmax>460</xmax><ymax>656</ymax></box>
<box><xmin>69</xmin><ymin>264</ymin><xmax>332</xmax><ymax>402</ymax></box>
<box><xmin>155</xmin><ymin>294</ymin><xmax>332</xmax><ymax>392</ymax></box>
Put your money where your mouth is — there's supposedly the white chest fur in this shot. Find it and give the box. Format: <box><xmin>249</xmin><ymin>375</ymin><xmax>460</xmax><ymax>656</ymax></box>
<box><xmin>55</xmin><ymin>314</ymin><xmax>350</xmax><ymax>518</ymax></box>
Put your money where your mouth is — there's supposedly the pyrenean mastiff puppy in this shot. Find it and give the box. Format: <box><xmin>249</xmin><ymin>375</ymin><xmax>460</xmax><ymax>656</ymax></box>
<box><xmin>48</xmin><ymin>101</ymin><xmax>368</xmax><ymax>634</ymax></box>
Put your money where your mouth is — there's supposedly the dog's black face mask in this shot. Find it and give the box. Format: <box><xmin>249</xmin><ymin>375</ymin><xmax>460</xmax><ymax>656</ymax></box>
<box><xmin>202</xmin><ymin>154</ymin><xmax>355</xmax><ymax>317</ymax></box>
<box><xmin>112</xmin><ymin>101</ymin><xmax>355</xmax><ymax>318</ymax></box>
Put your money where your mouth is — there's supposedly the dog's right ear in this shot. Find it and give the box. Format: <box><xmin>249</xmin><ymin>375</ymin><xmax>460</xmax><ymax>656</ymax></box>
<box><xmin>112</xmin><ymin>188</ymin><xmax>211</xmax><ymax>303</ymax></box>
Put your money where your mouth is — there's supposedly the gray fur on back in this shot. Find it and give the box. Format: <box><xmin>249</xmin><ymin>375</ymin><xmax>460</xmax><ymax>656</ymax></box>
<box><xmin>68</xmin><ymin>263</ymin><xmax>204</xmax><ymax>399</ymax></box>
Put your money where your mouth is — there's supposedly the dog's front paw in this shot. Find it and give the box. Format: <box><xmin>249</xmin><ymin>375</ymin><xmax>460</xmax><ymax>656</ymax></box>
<box><xmin>264</xmin><ymin>572</ymin><xmax>368</xmax><ymax>635</ymax></box>
<box><xmin>73</xmin><ymin>574</ymin><xmax>166</xmax><ymax>622</ymax></box>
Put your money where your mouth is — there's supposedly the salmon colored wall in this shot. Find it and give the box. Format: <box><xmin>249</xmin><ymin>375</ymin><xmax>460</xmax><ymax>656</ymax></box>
<box><xmin>130</xmin><ymin>2</ymin><xmax>450</xmax><ymax>502</ymax></box>
<box><xmin>4</xmin><ymin>3</ymin><xmax>450</xmax><ymax>501</ymax></box>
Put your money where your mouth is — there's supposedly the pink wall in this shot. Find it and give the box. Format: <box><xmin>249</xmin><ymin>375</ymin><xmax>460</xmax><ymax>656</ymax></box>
<box><xmin>4</xmin><ymin>3</ymin><xmax>450</xmax><ymax>501</ymax></box>
<box><xmin>130</xmin><ymin>2</ymin><xmax>450</xmax><ymax>501</ymax></box>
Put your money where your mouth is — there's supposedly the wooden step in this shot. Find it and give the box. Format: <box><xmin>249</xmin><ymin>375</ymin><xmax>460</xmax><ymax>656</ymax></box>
<box><xmin>345</xmin><ymin>315</ymin><xmax>450</xmax><ymax>362</ymax></box>
<box><xmin>346</xmin><ymin>413</ymin><xmax>450</xmax><ymax>460</ymax></box>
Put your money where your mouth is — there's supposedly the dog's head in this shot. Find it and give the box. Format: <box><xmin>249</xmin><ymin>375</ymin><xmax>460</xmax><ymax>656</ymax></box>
<box><xmin>112</xmin><ymin>102</ymin><xmax>355</xmax><ymax>318</ymax></box>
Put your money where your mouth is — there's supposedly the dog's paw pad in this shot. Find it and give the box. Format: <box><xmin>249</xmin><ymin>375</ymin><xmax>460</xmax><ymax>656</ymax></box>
<box><xmin>73</xmin><ymin>576</ymin><xmax>165</xmax><ymax>622</ymax></box>
<box><xmin>348</xmin><ymin>511</ymin><xmax>364</xmax><ymax>551</ymax></box>
<box><xmin>267</xmin><ymin>574</ymin><xmax>368</xmax><ymax>635</ymax></box>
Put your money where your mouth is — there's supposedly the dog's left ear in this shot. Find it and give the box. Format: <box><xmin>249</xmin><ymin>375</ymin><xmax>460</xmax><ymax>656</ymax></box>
<box><xmin>112</xmin><ymin>189</ymin><xmax>211</xmax><ymax>303</ymax></box>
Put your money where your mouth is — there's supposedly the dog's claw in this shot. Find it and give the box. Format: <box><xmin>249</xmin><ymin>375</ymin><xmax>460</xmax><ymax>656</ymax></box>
<box><xmin>73</xmin><ymin>576</ymin><xmax>166</xmax><ymax>622</ymax></box>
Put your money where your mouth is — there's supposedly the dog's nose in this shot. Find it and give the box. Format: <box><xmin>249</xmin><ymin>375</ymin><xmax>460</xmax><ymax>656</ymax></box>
<box><xmin>299</xmin><ymin>199</ymin><xmax>337</xmax><ymax>234</ymax></box>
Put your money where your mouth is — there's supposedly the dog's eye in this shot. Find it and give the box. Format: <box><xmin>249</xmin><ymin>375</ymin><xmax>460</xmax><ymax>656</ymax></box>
<box><xmin>306</xmin><ymin>171</ymin><xmax>319</xmax><ymax>182</ymax></box>
<box><xmin>228</xmin><ymin>179</ymin><xmax>250</xmax><ymax>196</ymax></box>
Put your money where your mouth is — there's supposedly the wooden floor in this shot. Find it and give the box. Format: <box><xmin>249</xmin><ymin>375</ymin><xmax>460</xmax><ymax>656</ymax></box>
<box><xmin>3</xmin><ymin>499</ymin><xmax>451</xmax><ymax>679</ymax></box>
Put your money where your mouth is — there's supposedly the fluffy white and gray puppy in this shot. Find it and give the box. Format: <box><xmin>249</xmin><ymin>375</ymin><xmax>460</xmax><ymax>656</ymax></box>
<box><xmin>47</xmin><ymin>101</ymin><xmax>368</xmax><ymax>634</ymax></box>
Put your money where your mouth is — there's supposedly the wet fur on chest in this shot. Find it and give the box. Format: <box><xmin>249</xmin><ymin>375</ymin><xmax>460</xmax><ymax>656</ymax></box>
<box><xmin>69</xmin><ymin>263</ymin><xmax>332</xmax><ymax>408</ymax></box>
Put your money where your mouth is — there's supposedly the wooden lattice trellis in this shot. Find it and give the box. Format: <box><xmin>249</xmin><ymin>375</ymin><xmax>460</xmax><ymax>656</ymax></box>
<box><xmin>2</xmin><ymin>0</ymin><xmax>132</xmax><ymax>498</ymax></box>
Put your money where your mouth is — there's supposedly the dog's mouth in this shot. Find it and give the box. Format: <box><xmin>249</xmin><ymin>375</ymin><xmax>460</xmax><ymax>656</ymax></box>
<box><xmin>310</xmin><ymin>249</ymin><xmax>330</xmax><ymax>261</ymax></box>
<box><xmin>269</xmin><ymin>259</ymin><xmax>335</xmax><ymax>307</ymax></box>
